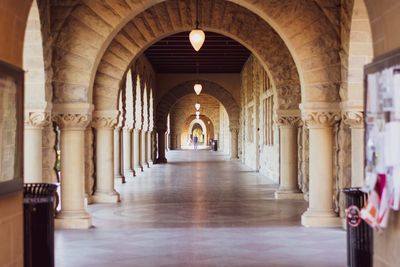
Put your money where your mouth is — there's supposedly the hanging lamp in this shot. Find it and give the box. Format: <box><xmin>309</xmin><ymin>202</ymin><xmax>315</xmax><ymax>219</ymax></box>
<box><xmin>194</xmin><ymin>62</ymin><xmax>202</xmax><ymax>95</ymax></box>
<box><xmin>189</xmin><ymin>0</ymin><xmax>205</xmax><ymax>51</ymax></box>
<box><xmin>196</xmin><ymin>114</ymin><xmax>200</xmax><ymax>119</ymax></box>
<box><xmin>195</xmin><ymin>103</ymin><xmax>201</xmax><ymax>110</ymax></box>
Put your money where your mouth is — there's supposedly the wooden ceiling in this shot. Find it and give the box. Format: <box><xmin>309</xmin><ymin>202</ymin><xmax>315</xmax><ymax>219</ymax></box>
<box><xmin>144</xmin><ymin>31</ymin><xmax>251</xmax><ymax>73</ymax></box>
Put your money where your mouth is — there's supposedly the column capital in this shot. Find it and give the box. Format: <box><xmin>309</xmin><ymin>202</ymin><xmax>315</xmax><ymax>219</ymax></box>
<box><xmin>52</xmin><ymin>103</ymin><xmax>93</xmax><ymax>130</ymax></box>
<box><xmin>274</xmin><ymin>109</ymin><xmax>302</xmax><ymax>128</ymax></box>
<box><xmin>24</xmin><ymin>110</ymin><xmax>51</xmax><ymax>129</ymax></box>
<box><xmin>342</xmin><ymin>110</ymin><xmax>364</xmax><ymax>129</ymax></box>
<box><xmin>300</xmin><ymin>103</ymin><xmax>340</xmax><ymax>128</ymax></box>
<box><xmin>229</xmin><ymin>127</ymin><xmax>239</xmax><ymax>134</ymax></box>
<box><xmin>92</xmin><ymin>110</ymin><xmax>120</xmax><ymax>129</ymax></box>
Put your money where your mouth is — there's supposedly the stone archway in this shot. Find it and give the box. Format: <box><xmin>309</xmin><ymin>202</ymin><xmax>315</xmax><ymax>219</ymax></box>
<box><xmin>157</xmin><ymin>80</ymin><xmax>239</xmax><ymax>130</ymax></box>
<box><xmin>50</xmin><ymin>0</ymin><xmax>343</xmax><ymax>108</ymax></box>
<box><xmin>156</xmin><ymin>80</ymin><xmax>239</xmax><ymax>162</ymax></box>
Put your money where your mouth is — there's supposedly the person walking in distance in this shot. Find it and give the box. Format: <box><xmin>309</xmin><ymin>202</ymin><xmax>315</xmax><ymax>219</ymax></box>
<box><xmin>193</xmin><ymin>136</ymin><xmax>198</xmax><ymax>150</ymax></box>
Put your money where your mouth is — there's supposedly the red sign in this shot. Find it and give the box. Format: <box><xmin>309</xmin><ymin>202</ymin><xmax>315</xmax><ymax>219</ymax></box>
<box><xmin>346</xmin><ymin>205</ymin><xmax>362</xmax><ymax>227</ymax></box>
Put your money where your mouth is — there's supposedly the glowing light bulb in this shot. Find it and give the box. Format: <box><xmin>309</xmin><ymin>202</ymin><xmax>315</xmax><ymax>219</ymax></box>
<box><xmin>194</xmin><ymin>83</ymin><xmax>202</xmax><ymax>95</ymax></box>
<box><xmin>195</xmin><ymin>103</ymin><xmax>201</xmax><ymax>110</ymax></box>
<box><xmin>196</xmin><ymin>111</ymin><xmax>200</xmax><ymax>116</ymax></box>
<box><xmin>189</xmin><ymin>29</ymin><xmax>205</xmax><ymax>51</ymax></box>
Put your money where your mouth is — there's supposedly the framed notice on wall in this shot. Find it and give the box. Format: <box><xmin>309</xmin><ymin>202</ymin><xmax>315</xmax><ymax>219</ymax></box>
<box><xmin>0</xmin><ymin>60</ymin><xmax>24</xmax><ymax>196</ymax></box>
<box><xmin>362</xmin><ymin>48</ymin><xmax>400</xmax><ymax>229</ymax></box>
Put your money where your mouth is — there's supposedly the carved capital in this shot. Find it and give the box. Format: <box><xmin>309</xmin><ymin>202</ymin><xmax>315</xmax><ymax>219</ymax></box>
<box><xmin>302</xmin><ymin>111</ymin><xmax>341</xmax><ymax>128</ymax></box>
<box><xmin>274</xmin><ymin>115</ymin><xmax>302</xmax><ymax>128</ymax></box>
<box><xmin>52</xmin><ymin>103</ymin><xmax>93</xmax><ymax>130</ymax></box>
<box><xmin>300</xmin><ymin>103</ymin><xmax>341</xmax><ymax>129</ymax></box>
<box><xmin>92</xmin><ymin>110</ymin><xmax>119</xmax><ymax>129</ymax></box>
<box><xmin>230</xmin><ymin>127</ymin><xmax>239</xmax><ymax>134</ymax></box>
<box><xmin>52</xmin><ymin>113</ymin><xmax>92</xmax><ymax>130</ymax></box>
<box><xmin>24</xmin><ymin>111</ymin><xmax>51</xmax><ymax>128</ymax></box>
<box><xmin>342</xmin><ymin>111</ymin><xmax>364</xmax><ymax>129</ymax></box>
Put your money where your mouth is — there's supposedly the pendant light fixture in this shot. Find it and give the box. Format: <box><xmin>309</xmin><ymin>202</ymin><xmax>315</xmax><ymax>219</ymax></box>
<box><xmin>189</xmin><ymin>0</ymin><xmax>205</xmax><ymax>52</ymax></box>
<box><xmin>194</xmin><ymin>62</ymin><xmax>202</xmax><ymax>95</ymax></box>
<box><xmin>194</xmin><ymin>84</ymin><xmax>202</xmax><ymax>95</ymax></box>
<box><xmin>196</xmin><ymin>111</ymin><xmax>200</xmax><ymax>116</ymax></box>
<box><xmin>195</xmin><ymin>103</ymin><xmax>201</xmax><ymax>110</ymax></box>
<box><xmin>196</xmin><ymin>114</ymin><xmax>200</xmax><ymax>120</ymax></box>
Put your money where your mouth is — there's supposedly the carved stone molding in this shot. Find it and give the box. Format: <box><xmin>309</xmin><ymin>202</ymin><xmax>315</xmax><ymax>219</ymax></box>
<box><xmin>24</xmin><ymin>111</ymin><xmax>51</xmax><ymax>128</ymax></box>
<box><xmin>342</xmin><ymin>110</ymin><xmax>364</xmax><ymax>129</ymax></box>
<box><xmin>302</xmin><ymin>111</ymin><xmax>341</xmax><ymax>128</ymax></box>
<box><xmin>52</xmin><ymin>113</ymin><xmax>91</xmax><ymax>130</ymax></box>
<box><xmin>92</xmin><ymin>111</ymin><xmax>119</xmax><ymax>129</ymax></box>
<box><xmin>274</xmin><ymin>115</ymin><xmax>302</xmax><ymax>128</ymax></box>
<box><xmin>229</xmin><ymin>127</ymin><xmax>239</xmax><ymax>134</ymax></box>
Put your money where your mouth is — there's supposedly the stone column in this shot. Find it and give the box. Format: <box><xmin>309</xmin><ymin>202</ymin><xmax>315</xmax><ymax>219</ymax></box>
<box><xmin>274</xmin><ymin>114</ymin><xmax>303</xmax><ymax>199</ymax></box>
<box><xmin>147</xmin><ymin>131</ymin><xmax>153</xmax><ymax>165</ymax></box>
<box><xmin>52</xmin><ymin>103</ymin><xmax>92</xmax><ymax>229</ymax></box>
<box><xmin>155</xmin><ymin>129</ymin><xmax>167</xmax><ymax>163</ymax></box>
<box><xmin>132</xmin><ymin>129</ymin><xmax>140</xmax><ymax>173</ymax></box>
<box><xmin>92</xmin><ymin>111</ymin><xmax>120</xmax><ymax>203</ymax></box>
<box><xmin>301</xmin><ymin>104</ymin><xmax>341</xmax><ymax>227</ymax></box>
<box><xmin>230</xmin><ymin>127</ymin><xmax>239</xmax><ymax>159</ymax></box>
<box><xmin>144</xmin><ymin>131</ymin><xmax>150</xmax><ymax>167</ymax></box>
<box><xmin>123</xmin><ymin>127</ymin><xmax>134</xmax><ymax>178</ymax></box>
<box><xmin>114</xmin><ymin>127</ymin><xmax>125</xmax><ymax>182</ymax></box>
<box><xmin>139</xmin><ymin>130</ymin><xmax>147</xmax><ymax>169</ymax></box>
<box><xmin>343</xmin><ymin>110</ymin><xmax>364</xmax><ymax>187</ymax></box>
<box><xmin>24</xmin><ymin>111</ymin><xmax>50</xmax><ymax>183</ymax></box>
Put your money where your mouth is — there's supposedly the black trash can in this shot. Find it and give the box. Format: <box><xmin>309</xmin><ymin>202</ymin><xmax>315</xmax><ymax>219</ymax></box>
<box><xmin>213</xmin><ymin>140</ymin><xmax>218</xmax><ymax>151</ymax></box>
<box><xmin>24</xmin><ymin>183</ymin><xmax>58</xmax><ymax>267</ymax></box>
<box><xmin>342</xmin><ymin>188</ymin><xmax>373</xmax><ymax>267</ymax></box>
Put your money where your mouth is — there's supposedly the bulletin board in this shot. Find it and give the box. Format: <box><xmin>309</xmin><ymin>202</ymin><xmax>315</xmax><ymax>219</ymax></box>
<box><xmin>363</xmin><ymin>48</ymin><xmax>400</xmax><ymax>229</ymax></box>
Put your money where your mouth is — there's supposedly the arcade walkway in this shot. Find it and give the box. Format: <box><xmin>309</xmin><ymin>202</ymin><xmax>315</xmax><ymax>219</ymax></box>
<box><xmin>55</xmin><ymin>150</ymin><xmax>346</xmax><ymax>267</ymax></box>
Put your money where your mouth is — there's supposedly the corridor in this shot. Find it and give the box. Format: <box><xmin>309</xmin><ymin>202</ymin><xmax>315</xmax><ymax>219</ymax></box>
<box><xmin>55</xmin><ymin>150</ymin><xmax>346</xmax><ymax>267</ymax></box>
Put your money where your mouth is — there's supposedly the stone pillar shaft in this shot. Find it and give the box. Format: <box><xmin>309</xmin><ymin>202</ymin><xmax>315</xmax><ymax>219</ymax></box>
<box><xmin>146</xmin><ymin>131</ymin><xmax>153</xmax><ymax>164</ymax></box>
<box><xmin>139</xmin><ymin>130</ymin><xmax>146</xmax><ymax>170</ymax></box>
<box><xmin>114</xmin><ymin>128</ymin><xmax>124</xmax><ymax>182</ymax></box>
<box><xmin>92</xmin><ymin>111</ymin><xmax>120</xmax><ymax>203</ymax></box>
<box><xmin>274</xmin><ymin>114</ymin><xmax>302</xmax><ymax>199</ymax></box>
<box><xmin>53</xmin><ymin>105</ymin><xmax>92</xmax><ymax>229</ymax></box>
<box><xmin>156</xmin><ymin>130</ymin><xmax>167</xmax><ymax>164</ymax></box>
<box><xmin>132</xmin><ymin>129</ymin><xmax>139</xmax><ymax>173</ymax></box>
<box><xmin>343</xmin><ymin>110</ymin><xmax>365</xmax><ymax>187</ymax></box>
<box><xmin>24</xmin><ymin>111</ymin><xmax>50</xmax><ymax>183</ymax></box>
<box><xmin>230</xmin><ymin>128</ymin><xmax>239</xmax><ymax>159</ymax></box>
<box><xmin>301</xmin><ymin>107</ymin><xmax>341</xmax><ymax>227</ymax></box>
<box><xmin>123</xmin><ymin>128</ymin><xmax>134</xmax><ymax>178</ymax></box>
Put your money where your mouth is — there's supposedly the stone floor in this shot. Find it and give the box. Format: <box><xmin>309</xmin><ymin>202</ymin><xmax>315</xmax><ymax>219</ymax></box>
<box><xmin>55</xmin><ymin>150</ymin><xmax>346</xmax><ymax>267</ymax></box>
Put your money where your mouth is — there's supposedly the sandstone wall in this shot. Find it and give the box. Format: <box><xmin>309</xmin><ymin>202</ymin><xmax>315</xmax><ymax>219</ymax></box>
<box><xmin>240</xmin><ymin>56</ymin><xmax>279</xmax><ymax>183</ymax></box>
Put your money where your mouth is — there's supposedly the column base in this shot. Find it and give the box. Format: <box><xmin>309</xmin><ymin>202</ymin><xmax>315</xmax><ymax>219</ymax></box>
<box><xmin>115</xmin><ymin>175</ymin><xmax>126</xmax><ymax>183</ymax></box>
<box><xmin>301</xmin><ymin>209</ymin><xmax>341</xmax><ymax>227</ymax></box>
<box><xmin>92</xmin><ymin>192</ymin><xmax>120</xmax><ymax>203</ymax></box>
<box><xmin>155</xmin><ymin>157</ymin><xmax>167</xmax><ymax>164</ymax></box>
<box><xmin>274</xmin><ymin>190</ymin><xmax>304</xmax><ymax>200</ymax></box>
<box><xmin>55</xmin><ymin>211</ymin><xmax>92</xmax><ymax>229</ymax></box>
<box><xmin>123</xmin><ymin>170</ymin><xmax>135</xmax><ymax>179</ymax></box>
<box><xmin>84</xmin><ymin>195</ymin><xmax>94</xmax><ymax>206</ymax></box>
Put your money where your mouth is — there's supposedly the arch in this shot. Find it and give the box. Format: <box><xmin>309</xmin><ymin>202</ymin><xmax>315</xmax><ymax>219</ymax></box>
<box><xmin>188</xmin><ymin>119</ymin><xmax>207</xmax><ymax>137</ymax></box>
<box><xmin>51</xmin><ymin>0</ymin><xmax>341</xmax><ymax>107</ymax></box>
<box><xmin>183</xmin><ymin>114</ymin><xmax>215</xmax><ymax>144</ymax></box>
<box><xmin>23</xmin><ymin>0</ymin><xmax>47</xmax><ymax>110</ymax></box>
<box><xmin>344</xmin><ymin>0</ymin><xmax>373</xmax><ymax>104</ymax></box>
<box><xmin>157</xmin><ymin>80</ymin><xmax>239</xmax><ymax>131</ymax></box>
<box><xmin>56</xmin><ymin>0</ymin><xmax>305</xmax><ymax>111</ymax></box>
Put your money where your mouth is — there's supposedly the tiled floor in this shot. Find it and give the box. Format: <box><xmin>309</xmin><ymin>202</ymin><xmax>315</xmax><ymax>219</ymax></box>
<box><xmin>55</xmin><ymin>150</ymin><xmax>346</xmax><ymax>267</ymax></box>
